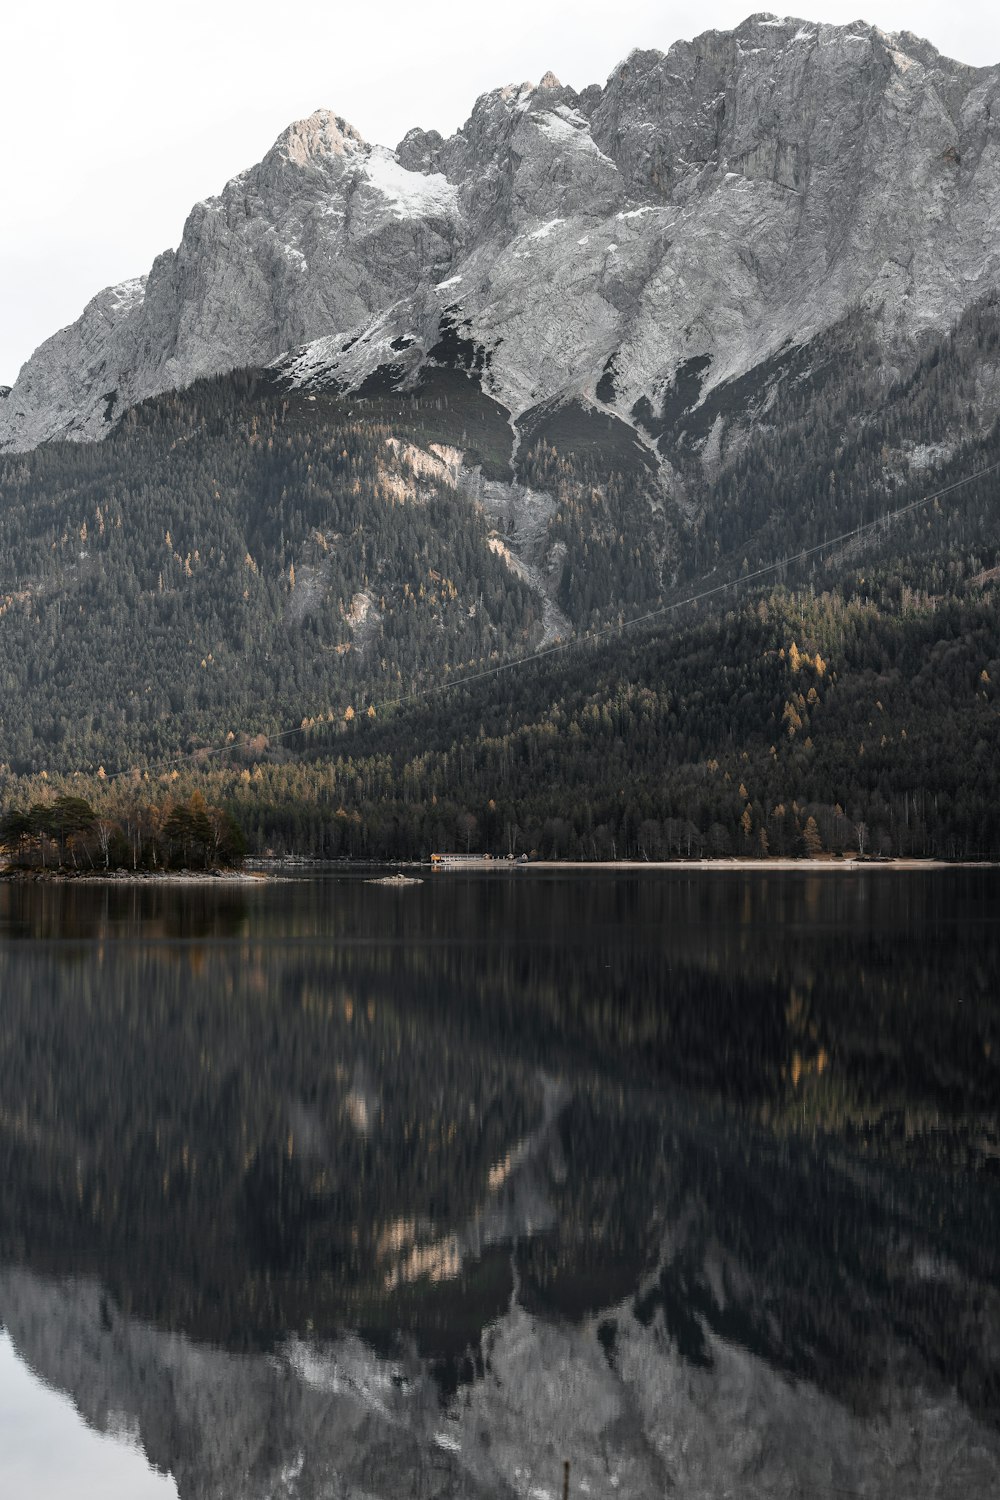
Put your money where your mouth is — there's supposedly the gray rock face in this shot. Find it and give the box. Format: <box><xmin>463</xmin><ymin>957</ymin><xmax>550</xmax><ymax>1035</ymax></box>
<box><xmin>4</xmin><ymin>14</ymin><xmax>1000</xmax><ymax>453</ymax></box>
<box><xmin>4</xmin><ymin>1262</ymin><xmax>1000</xmax><ymax>1500</ymax></box>
<box><xmin>2</xmin><ymin>277</ymin><xmax>146</xmax><ymax>446</ymax></box>
<box><xmin>1</xmin><ymin>112</ymin><xmax>462</xmax><ymax>451</ymax></box>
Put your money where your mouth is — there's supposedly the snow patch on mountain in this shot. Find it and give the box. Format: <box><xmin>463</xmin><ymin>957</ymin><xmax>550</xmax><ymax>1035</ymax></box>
<box><xmin>361</xmin><ymin>147</ymin><xmax>460</xmax><ymax>221</ymax></box>
<box><xmin>534</xmin><ymin>105</ymin><xmax>615</xmax><ymax>163</ymax></box>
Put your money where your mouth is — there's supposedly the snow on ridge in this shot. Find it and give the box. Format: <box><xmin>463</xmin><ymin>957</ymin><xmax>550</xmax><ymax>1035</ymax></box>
<box><xmin>533</xmin><ymin>108</ymin><xmax>613</xmax><ymax>163</ymax></box>
<box><xmin>553</xmin><ymin>103</ymin><xmax>591</xmax><ymax>128</ymax></box>
<box><xmin>279</xmin><ymin>296</ymin><xmax>420</xmax><ymax>394</ymax></box>
<box><xmin>107</xmin><ymin>277</ymin><xmax>147</xmax><ymax>310</ymax></box>
<box><xmin>361</xmin><ymin>147</ymin><xmax>460</xmax><ymax>221</ymax></box>
<box><xmin>528</xmin><ymin>218</ymin><xmax>567</xmax><ymax>241</ymax></box>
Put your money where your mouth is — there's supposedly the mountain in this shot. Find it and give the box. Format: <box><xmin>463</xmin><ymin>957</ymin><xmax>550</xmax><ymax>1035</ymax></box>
<box><xmin>2</xmin><ymin>14</ymin><xmax>1000</xmax><ymax>841</ymax></box>
<box><xmin>3</xmin><ymin>14</ymin><xmax>1000</xmax><ymax>460</ymax></box>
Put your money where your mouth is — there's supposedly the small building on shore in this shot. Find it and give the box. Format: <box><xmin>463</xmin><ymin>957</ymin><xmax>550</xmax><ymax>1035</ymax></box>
<box><xmin>430</xmin><ymin>852</ymin><xmax>493</xmax><ymax>869</ymax></box>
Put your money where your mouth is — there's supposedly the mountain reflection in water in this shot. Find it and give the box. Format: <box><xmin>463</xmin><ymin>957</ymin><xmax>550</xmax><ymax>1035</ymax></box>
<box><xmin>0</xmin><ymin>869</ymin><xmax>998</xmax><ymax>1498</ymax></box>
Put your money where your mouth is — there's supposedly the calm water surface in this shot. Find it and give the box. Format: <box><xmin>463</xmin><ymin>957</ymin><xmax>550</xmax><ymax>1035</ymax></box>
<box><xmin>0</xmin><ymin>868</ymin><xmax>998</xmax><ymax>1498</ymax></box>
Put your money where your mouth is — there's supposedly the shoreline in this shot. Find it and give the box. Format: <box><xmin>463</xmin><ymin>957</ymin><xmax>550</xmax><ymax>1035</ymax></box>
<box><xmin>4</xmin><ymin>859</ymin><xmax>995</xmax><ymax>884</ymax></box>
<box><xmin>506</xmin><ymin>857</ymin><xmax>997</xmax><ymax>872</ymax></box>
<box><xmin>0</xmin><ymin>868</ymin><xmax>269</xmax><ymax>885</ymax></box>
<box><xmin>240</xmin><ymin>855</ymin><xmax>1000</xmax><ymax>874</ymax></box>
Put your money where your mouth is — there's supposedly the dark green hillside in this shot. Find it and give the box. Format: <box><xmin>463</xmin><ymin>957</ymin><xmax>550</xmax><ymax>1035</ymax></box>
<box><xmin>4</xmin><ymin>554</ymin><xmax>1000</xmax><ymax>861</ymax></box>
<box><xmin>341</xmin><ymin>363</ymin><xmax>516</xmax><ymax>480</ymax></box>
<box><xmin>2</xmin><ymin>297</ymin><xmax>1000</xmax><ymax>858</ymax></box>
<box><xmin>0</xmin><ymin>371</ymin><xmax>540</xmax><ymax>771</ymax></box>
<box><xmin>690</xmin><ymin>295</ymin><xmax>1000</xmax><ymax>574</ymax></box>
<box><xmin>253</xmin><ymin>569</ymin><xmax>1000</xmax><ymax>861</ymax></box>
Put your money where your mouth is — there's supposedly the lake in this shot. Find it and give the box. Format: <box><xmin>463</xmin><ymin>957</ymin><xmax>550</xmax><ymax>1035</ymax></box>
<box><xmin>1</xmin><ymin>868</ymin><xmax>998</xmax><ymax>1498</ymax></box>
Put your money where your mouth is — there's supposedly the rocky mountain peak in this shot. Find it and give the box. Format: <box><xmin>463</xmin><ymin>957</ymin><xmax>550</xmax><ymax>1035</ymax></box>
<box><xmin>275</xmin><ymin>109</ymin><xmax>368</xmax><ymax>166</ymax></box>
<box><xmin>395</xmin><ymin>126</ymin><xmax>447</xmax><ymax>174</ymax></box>
<box><xmin>4</xmin><ymin>15</ymin><xmax>1000</xmax><ymax>457</ymax></box>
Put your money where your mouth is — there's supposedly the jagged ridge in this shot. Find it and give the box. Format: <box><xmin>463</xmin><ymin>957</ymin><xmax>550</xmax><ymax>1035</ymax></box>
<box><xmin>4</xmin><ymin>13</ymin><xmax>1000</xmax><ymax>460</ymax></box>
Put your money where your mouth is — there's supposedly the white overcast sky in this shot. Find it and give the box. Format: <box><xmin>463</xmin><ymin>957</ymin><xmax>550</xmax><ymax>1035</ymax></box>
<box><xmin>2</xmin><ymin>0</ymin><xmax>998</xmax><ymax>384</ymax></box>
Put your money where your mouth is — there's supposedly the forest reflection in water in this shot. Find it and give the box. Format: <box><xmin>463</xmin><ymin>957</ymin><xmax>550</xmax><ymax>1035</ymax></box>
<box><xmin>0</xmin><ymin>869</ymin><xmax>999</xmax><ymax>1498</ymax></box>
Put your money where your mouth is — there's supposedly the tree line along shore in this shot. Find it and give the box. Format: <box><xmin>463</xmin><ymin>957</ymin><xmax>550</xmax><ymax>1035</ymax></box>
<box><xmin>0</xmin><ymin>792</ymin><xmax>246</xmax><ymax>874</ymax></box>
